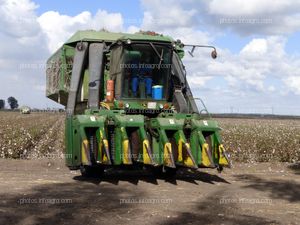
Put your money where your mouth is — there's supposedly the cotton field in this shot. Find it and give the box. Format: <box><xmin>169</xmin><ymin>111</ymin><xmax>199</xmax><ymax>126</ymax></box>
<box><xmin>217</xmin><ymin>118</ymin><xmax>300</xmax><ymax>163</ymax></box>
<box><xmin>0</xmin><ymin>111</ymin><xmax>299</xmax><ymax>163</ymax></box>
<box><xmin>0</xmin><ymin>112</ymin><xmax>64</xmax><ymax>159</ymax></box>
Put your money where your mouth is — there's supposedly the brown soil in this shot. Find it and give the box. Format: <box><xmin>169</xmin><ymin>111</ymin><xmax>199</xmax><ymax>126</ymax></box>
<box><xmin>0</xmin><ymin>159</ymin><xmax>299</xmax><ymax>225</ymax></box>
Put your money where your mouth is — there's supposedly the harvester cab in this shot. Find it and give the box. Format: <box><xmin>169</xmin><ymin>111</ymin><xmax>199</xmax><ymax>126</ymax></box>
<box><xmin>46</xmin><ymin>30</ymin><xmax>230</xmax><ymax>176</ymax></box>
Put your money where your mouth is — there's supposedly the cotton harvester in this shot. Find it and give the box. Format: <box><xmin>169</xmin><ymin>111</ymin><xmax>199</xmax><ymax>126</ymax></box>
<box><xmin>46</xmin><ymin>30</ymin><xmax>230</xmax><ymax>177</ymax></box>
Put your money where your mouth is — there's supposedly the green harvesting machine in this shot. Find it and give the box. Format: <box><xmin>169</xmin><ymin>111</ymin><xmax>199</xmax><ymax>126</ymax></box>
<box><xmin>46</xmin><ymin>30</ymin><xmax>230</xmax><ymax>176</ymax></box>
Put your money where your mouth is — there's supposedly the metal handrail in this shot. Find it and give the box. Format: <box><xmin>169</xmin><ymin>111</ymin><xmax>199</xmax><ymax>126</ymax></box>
<box><xmin>188</xmin><ymin>97</ymin><xmax>212</xmax><ymax>118</ymax></box>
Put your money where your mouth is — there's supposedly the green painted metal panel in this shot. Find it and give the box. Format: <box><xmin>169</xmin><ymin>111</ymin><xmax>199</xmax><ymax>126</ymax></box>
<box><xmin>65</xmin><ymin>30</ymin><xmax>173</xmax><ymax>45</ymax></box>
<box><xmin>114</xmin><ymin>127</ymin><xmax>122</xmax><ymax>165</ymax></box>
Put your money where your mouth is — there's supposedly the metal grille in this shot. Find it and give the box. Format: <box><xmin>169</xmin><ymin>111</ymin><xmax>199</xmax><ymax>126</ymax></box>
<box><xmin>46</xmin><ymin>55</ymin><xmax>73</xmax><ymax>96</ymax></box>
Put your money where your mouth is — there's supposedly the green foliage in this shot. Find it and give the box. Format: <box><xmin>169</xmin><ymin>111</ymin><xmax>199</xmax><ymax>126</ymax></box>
<box><xmin>0</xmin><ymin>99</ymin><xmax>4</xmax><ymax>109</ymax></box>
<box><xmin>7</xmin><ymin>96</ymin><xmax>18</xmax><ymax>109</ymax></box>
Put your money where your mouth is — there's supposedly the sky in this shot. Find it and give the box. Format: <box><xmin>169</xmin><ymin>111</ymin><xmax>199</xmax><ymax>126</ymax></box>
<box><xmin>0</xmin><ymin>0</ymin><xmax>300</xmax><ymax>115</ymax></box>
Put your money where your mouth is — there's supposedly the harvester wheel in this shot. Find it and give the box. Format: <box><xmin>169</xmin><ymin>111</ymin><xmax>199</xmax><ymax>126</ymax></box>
<box><xmin>80</xmin><ymin>165</ymin><xmax>104</xmax><ymax>178</ymax></box>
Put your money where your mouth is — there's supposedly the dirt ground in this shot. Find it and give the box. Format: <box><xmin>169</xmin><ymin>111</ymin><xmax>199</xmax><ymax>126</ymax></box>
<box><xmin>0</xmin><ymin>159</ymin><xmax>299</xmax><ymax>225</ymax></box>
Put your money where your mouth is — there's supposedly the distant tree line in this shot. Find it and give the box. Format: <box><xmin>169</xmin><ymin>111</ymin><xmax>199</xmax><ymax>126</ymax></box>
<box><xmin>0</xmin><ymin>99</ymin><xmax>4</xmax><ymax>109</ymax></box>
<box><xmin>0</xmin><ymin>97</ymin><xmax>19</xmax><ymax>110</ymax></box>
<box><xmin>0</xmin><ymin>97</ymin><xmax>66</xmax><ymax>112</ymax></box>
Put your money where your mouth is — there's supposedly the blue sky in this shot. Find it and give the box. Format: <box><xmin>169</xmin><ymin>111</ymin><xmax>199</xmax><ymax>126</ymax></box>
<box><xmin>31</xmin><ymin>0</ymin><xmax>300</xmax><ymax>55</ymax></box>
<box><xmin>0</xmin><ymin>0</ymin><xmax>299</xmax><ymax>114</ymax></box>
<box><xmin>34</xmin><ymin>0</ymin><xmax>143</xmax><ymax>19</ymax></box>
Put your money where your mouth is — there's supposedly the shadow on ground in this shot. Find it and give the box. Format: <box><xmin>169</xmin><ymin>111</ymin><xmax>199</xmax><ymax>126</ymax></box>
<box><xmin>73</xmin><ymin>168</ymin><xmax>230</xmax><ymax>186</ymax></box>
<box><xmin>0</xmin><ymin>169</ymin><xmax>231</xmax><ymax>225</ymax></box>
<box><xmin>160</xmin><ymin>190</ymin><xmax>278</xmax><ymax>225</ymax></box>
<box><xmin>234</xmin><ymin>174</ymin><xmax>300</xmax><ymax>202</ymax></box>
<box><xmin>288</xmin><ymin>163</ymin><xmax>300</xmax><ymax>175</ymax></box>
<box><xmin>0</xmin><ymin>177</ymin><xmax>276</xmax><ymax>225</ymax></box>
<box><xmin>0</xmin><ymin>181</ymin><xmax>145</xmax><ymax>225</ymax></box>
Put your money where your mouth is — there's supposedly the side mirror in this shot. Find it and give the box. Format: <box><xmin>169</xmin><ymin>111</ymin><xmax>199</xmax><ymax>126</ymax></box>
<box><xmin>184</xmin><ymin>44</ymin><xmax>217</xmax><ymax>59</ymax></box>
<box><xmin>211</xmin><ymin>49</ymin><xmax>217</xmax><ymax>59</ymax></box>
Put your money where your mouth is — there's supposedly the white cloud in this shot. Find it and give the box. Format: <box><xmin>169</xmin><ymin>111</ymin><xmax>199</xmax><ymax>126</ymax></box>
<box><xmin>187</xmin><ymin>75</ymin><xmax>213</xmax><ymax>88</ymax></box>
<box><xmin>0</xmin><ymin>0</ymin><xmax>48</xmax><ymax>105</ymax></box>
<box><xmin>141</xmin><ymin>0</ymin><xmax>197</xmax><ymax>30</ymax></box>
<box><xmin>208</xmin><ymin>0</ymin><xmax>300</xmax><ymax>16</ymax></box>
<box><xmin>206</xmin><ymin>0</ymin><xmax>300</xmax><ymax>35</ymax></box>
<box><xmin>91</xmin><ymin>10</ymin><xmax>123</xmax><ymax>31</ymax></box>
<box><xmin>138</xmin><ymin>0</ymin><xmax>300</xmax><ymax>94</ymax></box>
<box><xmin>38</xmin><ymin>10</ymin><xmax>124</xmax><ymax>53</ymax></box>
<box><xmin>284</xmin><ymin>76</ymin><xmax>300</xmax><ymax>94</ymax></box>
<box><xmin>240</xmin><ymin>39</ymin><xmax>268</xmax><ymax>55</ymax></box>
<box><xmin>268</xmin><ymin>85</ymin><xmax>276</xmax><ymax>92</ymax></box>
<box><xmin>0</xmin><ymin>0</ymin><xmax>126</xmax><ymax>108</ymax></box>
<box><xmin>0</xmin><ymin>0</ymin><xmax>129</xmax><ymax>109</ymax></box>
<box><xmin>0</xmin><ymin>0</ymin><xmax>47</xmax><ymax>60</ymax></box>
<box><xmin>140</xmin><ymin>0</ymin><xmax>300</xmax><ymax>36</ymax></box>
<box><xmin>126</xmin><ymin>25</ymin><xmax>140</xmax><ymax>34</ymax></box>
<box><xmin>203</xmin><ymin>36</ymin><xmax>300</xmax><ymax>95</ymax></box>
<box><xmin>0</xmin><ymin>0</ymin><xmax>299</xmax><ymax>114</ymax></box>
<box><xmin>0</xmin><ymin>0</ymin><xmax>40</xmax><ymax>37</ymax></box>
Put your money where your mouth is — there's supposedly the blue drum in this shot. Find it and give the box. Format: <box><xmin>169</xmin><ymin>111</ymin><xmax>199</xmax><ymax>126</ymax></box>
<box><xmin>152</xmin><ymin>85</ymin><xmax>163</xmax><ymax>100</ymax></box>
